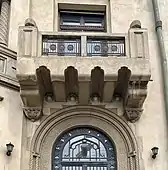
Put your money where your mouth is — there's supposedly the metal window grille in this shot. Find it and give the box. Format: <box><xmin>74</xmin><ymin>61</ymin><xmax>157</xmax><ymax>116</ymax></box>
<box><xmin>87</xmin><ymin>39</ymin><xmax>125</xmax><ymax>56</ymax></box>
<box><xmin>42</xmin><ymin>37</ymin><xmax>81</xmax><ymax>56</ymax></box>
<box><xmin>52</xmin><ymin>128</ymin><xmax>117</xmax><ymax>170</ymax></box>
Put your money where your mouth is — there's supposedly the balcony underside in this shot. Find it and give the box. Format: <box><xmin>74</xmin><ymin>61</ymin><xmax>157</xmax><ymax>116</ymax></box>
<box><xmin>17</xmin><ymin>56</ymin><xmax>150</xmax><ymax>112</ymax></box>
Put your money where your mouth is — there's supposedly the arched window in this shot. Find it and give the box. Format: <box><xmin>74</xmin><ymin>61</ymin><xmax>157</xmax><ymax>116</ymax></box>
<box><xmin>52</xmin><ymin>127</ymin><xmax>117</xmax><ymax>170</ymax></box>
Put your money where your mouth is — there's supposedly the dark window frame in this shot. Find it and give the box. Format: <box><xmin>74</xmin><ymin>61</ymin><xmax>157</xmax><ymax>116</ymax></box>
<box><xmin>59</xmin><ymin>10</ymin><xmax>106</xmax><ymax>32</ymax></box>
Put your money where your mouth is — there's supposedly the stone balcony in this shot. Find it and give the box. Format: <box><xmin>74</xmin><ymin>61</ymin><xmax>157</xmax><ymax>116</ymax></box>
<box><xmin>16</xmin><ymin>19</ymin><xmax>151</xmax><ymax>122</ymax></box>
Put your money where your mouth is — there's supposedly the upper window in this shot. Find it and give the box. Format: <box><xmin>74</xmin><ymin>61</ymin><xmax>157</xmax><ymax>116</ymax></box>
<box><xmin>60</xmin><ymin>11</ymin><xmax>105</xmax><ymax>32</ymax></box>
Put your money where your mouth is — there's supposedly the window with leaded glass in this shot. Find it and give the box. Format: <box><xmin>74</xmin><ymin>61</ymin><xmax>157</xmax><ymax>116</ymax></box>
<box><xmin>52</xmin><ymin>127</ymin><xmax>117</xmax><ymax>170</ymax></box>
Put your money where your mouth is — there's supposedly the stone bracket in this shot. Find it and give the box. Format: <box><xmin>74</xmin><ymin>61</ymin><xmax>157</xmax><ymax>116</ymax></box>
<box><xmin>23</xmin><ymin>107</ymin><xmax>43</xmax><ymax>122</ymax></box>
<box><xmin>124</xmin><ymin>81</ymin><xmax>148</xmax><ymax>122</ymax></box>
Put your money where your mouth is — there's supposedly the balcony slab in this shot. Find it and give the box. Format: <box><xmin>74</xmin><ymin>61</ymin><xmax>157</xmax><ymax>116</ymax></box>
<box><xmin>17</xmin><ymin>56</ymin><xmax>151</xmax><ymax>81</ymax></box>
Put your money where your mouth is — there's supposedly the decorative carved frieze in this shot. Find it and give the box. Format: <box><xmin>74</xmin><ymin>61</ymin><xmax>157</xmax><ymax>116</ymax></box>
<box><xmin>23</xmin><ymin>107</ymin><xmax>43</xmax><ymax>122</ymax></box>
<box><xmin>124</xmin><ymin>108</ymin><xmax>143</xmax><ymax>123</ymax></box>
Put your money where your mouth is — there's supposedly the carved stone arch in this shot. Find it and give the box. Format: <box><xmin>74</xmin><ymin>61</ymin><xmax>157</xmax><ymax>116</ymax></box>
<box><xmin>30</xmin><ymin>106</ymin><xmax>139</xmax><ymax>170</ymax></box>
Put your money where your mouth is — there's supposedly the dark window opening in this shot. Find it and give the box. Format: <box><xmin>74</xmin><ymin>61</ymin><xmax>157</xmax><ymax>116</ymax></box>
<box><xmin>60</xmin><ymin>11</ymin><xmax>106</xmax><ymax>32</ymax></box>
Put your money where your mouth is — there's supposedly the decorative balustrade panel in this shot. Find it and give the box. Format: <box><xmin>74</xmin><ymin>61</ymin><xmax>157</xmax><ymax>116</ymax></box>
<box><xmin>42</xmin><ymin>36</ymin><xmax>125</xmax><ymax>57</ymax></box>
<box><xmin>87</xmin><ymin>39</ymin><xmax>125</xmax><ymax>57</ymax></box>
<box><xmin>42</xmin><ymin>37</ymin><xmax>81</xmax><ymax>56</ymax></box>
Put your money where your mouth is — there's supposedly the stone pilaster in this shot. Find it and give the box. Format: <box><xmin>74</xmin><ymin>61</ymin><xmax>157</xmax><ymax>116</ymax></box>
<box><xmin>0</xmin><ymin>0</ymin><xmax>10</xmax><ymax>45</ymax></box>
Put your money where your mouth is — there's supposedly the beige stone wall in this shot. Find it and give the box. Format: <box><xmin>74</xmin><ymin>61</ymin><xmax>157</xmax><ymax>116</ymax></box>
<box><xmin>1</xmin><ymin>0</ymin><xmax>168</xmax><ymax>170</ymax></box>
<box><xmin>0</xmin><ymin>86</ymin><xmax>23</xmax><ymax>170</ymax></box>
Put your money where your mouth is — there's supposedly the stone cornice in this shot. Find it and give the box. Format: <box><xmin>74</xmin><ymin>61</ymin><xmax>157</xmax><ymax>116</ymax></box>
<box><xmin>0</xmin><ymin>44</ymin><xmax>17</xmax><ymax>59</ymax></box>
<box><xmin>0</xmin><ymin>73</ymin><xmax>19</xmax><ymax>91</ymax></box>
<box><xmin>0</xmin><ymin>44</ymin><xmax>19</xmax><ymax>91</ymax></box>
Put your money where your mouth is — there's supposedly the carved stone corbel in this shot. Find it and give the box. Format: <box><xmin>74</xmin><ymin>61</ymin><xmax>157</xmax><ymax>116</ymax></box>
<box><xmin>124</xmin><ymin>108</ymin><xmax>143</xmax><ymax>123</ymax></box>
<box><xmin>23</xmin><ymin>107</ymin><xmax>43</xmax><ymax>122</ymax></box>
<box><xmin>64</xmin><ymin>66</ymin><xmax>79</xmax><ymax>102</ymax></box>
<box><xmin>90</xmin><ymin>66</ymin><xmax>104</xmax><ymax>102</ymax></box>
<box><xmin>124</xmin><ymin>81</ymin><xmax>148</xmax><ymax>122</ymax></box>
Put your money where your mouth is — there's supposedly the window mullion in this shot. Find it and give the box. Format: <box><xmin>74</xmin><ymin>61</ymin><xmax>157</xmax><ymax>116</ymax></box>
<box><xmin>80</xmin><ymin>16</ymin><xmax>85</xmax><ymax>26</ymax></box>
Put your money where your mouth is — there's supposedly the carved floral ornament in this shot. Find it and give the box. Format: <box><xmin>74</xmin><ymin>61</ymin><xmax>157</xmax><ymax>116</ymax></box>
<box><xmin>23</xmin><ymin>107</ymin><xmax>42</xmax><ymax>121</ymax></box>
<box><xmin>124</xmin><ymin>108</ymin><xmax>143</xmax><ymax>123</ymax></box>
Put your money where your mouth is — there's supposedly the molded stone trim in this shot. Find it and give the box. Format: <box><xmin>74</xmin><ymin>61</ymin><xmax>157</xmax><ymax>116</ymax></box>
<box><xmin>29</xmin><ymin>106</ymin><xmax>140</xmax><ymax>170</ymax></box>
<box><xmin>0</xmin><ymin>44</ymin><xmax>19</xmax><ymax>91</ymax></box>
<box><xmin>0</xmin><ymin>45</ymin><xmax>17</xmax><ymax>59</ymax></box>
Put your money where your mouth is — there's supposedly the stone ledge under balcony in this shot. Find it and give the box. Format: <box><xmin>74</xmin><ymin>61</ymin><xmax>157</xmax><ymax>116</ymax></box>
<box><xmin>16</xmin><ymin>56</ymin><xmax>151</xmax><ymax>123</ymax></box>
<box><xmin>17</xmin><ymin>56</ymin><xmax>150</xmax><ymax>81</ymax></box>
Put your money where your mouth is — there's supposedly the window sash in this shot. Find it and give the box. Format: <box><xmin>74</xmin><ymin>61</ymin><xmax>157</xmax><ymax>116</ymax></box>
<box><xmin>60</xmin><ymin>11</ymin><xmax>105</xmax><ymax>31</ymax></box>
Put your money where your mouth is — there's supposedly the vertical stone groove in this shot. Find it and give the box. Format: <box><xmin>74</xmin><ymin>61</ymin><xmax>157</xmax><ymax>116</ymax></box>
<box><xmin>0</xmin><ymin>0</ymin><xmax>10</xmax><ymax>45</ymax></box>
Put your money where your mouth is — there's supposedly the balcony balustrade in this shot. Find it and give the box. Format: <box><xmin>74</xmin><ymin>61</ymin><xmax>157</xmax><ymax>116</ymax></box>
<box><xmin>42</xmin><ymin>36</ymin><xmax>81</xmax><ymax>56</ymax></box>
<box><xmin>42</xmin><ymin>36</ymin><xmax>125</xmax><ymax>57</ymax></box>
<box><xmin>87</xmin><ymin>38</ymin><xmax>125</xmax><ymax>57</ymax></box>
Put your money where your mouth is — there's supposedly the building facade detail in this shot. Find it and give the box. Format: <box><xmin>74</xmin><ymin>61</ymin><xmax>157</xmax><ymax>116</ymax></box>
<box><xmin>1</xmin><ymin>1</ymin><xmax>168</xmax><ymax>170</ymax></box>
<box><xmin>17</xmin><ymin>19</ymin><xmax>151</xmax><ymax>122</ymax></box>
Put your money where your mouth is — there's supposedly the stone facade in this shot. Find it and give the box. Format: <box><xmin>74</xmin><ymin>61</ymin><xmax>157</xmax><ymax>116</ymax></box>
<box><xmin>0</xmin><ymin>1</ymin><xmax>168</xmax><ymax>170</ymax></box>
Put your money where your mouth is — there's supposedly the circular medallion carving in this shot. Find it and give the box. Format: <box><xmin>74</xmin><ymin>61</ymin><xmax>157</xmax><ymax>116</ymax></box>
<box><xmin>50</xmin><ymin>44</ymin><xmax>56</xmax><ymax>51</ymax></box>
<box><xmin>111</xmin><ymin>45</ymin><xmax>118</xmax><ymax>51</ymax></box>
<box><xmin>67</xmin><ymin>44</ymin><xmax>74</xmax><ymax>51</ymax></box>
<box><xmin>102</xmin><ymin>45</ymin><xmax>108</xmax><ymax>52</ymax></box>
<box><xmin>58</xmin><ymin>44</ymin><xmax>65</xmax><ymax>51</ymax></box>
<box><xmin>94</xmin><ymin>45</ymin><xmax>101</xmax><ymax>51</ymax></box>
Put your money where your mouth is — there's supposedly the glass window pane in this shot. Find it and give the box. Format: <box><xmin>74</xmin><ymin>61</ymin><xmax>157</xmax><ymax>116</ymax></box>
<box><xmin>60</xmin><ymin>11</ymin><xmax>105</xmax><ymax>31</ymax></box>
<box><xmin>52</xmin><ymin>128</ymin><xmax>117</xmax><ymax>170</ymax></box>
<box><xmin>61</xmin><ymin>13</ymin><xmax>81</xmax><ymax>25</ymax></box>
